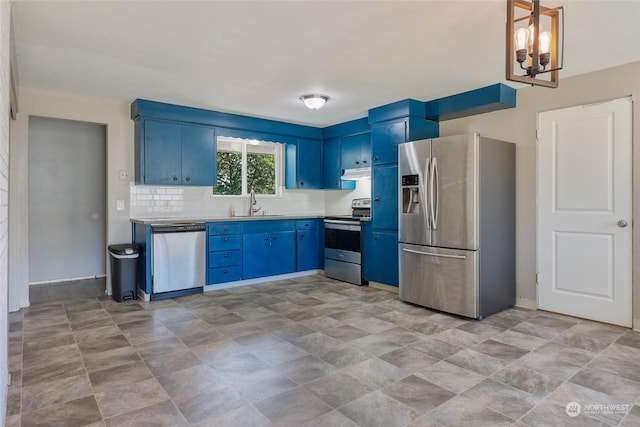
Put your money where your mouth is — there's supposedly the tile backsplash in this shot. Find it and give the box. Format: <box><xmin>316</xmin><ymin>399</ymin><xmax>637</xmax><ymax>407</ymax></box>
<box><xmin>130</xmin><ymin>180</ymin><xmax>371</xmax><ymax>219</ymax></box>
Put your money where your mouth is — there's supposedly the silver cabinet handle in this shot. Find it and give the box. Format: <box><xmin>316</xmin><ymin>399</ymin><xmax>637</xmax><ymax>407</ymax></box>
<box><xmin>618</xmin><ymin>219</ymin><xmax>629</xmax><ymax>228</ymax></box>
<box><xmin>402</xmin><ymin>248</ymin><xmax>466</xmax><ymax>260</ymax></box>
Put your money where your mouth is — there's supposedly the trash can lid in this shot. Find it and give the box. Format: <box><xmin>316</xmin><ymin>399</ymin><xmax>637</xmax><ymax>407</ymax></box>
<box><xmin>108</xmin><ymin>244</ymin><xmax>140</xmax><ymax>256</ymax></box>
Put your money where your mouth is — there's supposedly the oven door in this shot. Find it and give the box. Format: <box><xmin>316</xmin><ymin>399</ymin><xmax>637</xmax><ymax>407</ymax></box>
<box><xmin>324</xmin><ymin>220</ymin><xmax>361</xmax><ymax>263</ymax></box>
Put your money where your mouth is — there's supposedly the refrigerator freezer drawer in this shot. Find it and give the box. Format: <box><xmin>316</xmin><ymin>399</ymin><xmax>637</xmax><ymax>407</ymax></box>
<box><xmin>399</xmin><ymin>243</ymin><xmax>478</xmax><ymax>319</ymax></box>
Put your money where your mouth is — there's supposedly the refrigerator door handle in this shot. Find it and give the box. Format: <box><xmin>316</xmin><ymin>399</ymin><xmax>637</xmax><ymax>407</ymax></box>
<box><xmin>402</xmin><ymin>248</ymin><xmax>467</xmax><ymax>260</ymax></box>
<box><xmin>430</xmin><ymin>157</ymin><xmax>438</xmax><ymax>229</ymax></box>
<box><xmin>424</xmin><ymin>157</ymin><xmax>431</xmax><ymax>229</ymax></box>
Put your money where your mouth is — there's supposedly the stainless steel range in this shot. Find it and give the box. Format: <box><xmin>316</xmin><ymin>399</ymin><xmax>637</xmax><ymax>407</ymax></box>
<box><xmin>324</xmin><ymin>198</ymin><xmax>370</xmax><ymax>285</ymax></box>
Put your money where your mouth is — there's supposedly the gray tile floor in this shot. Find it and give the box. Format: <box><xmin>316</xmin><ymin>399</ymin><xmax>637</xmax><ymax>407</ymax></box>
<box><xmin>6</xmin><ymin>275</ymin><xmax>640</xmax><ymax>426</ymax></box>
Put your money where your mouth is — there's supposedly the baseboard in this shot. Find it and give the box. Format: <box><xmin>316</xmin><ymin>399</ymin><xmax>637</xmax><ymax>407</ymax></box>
<box><xmin>368</xmin><ymin>281</ymin><xmax>399</xmax><ymax>294</ymax></box>
<box><xmin>29</xmin><ymin>274</ymin><xmax>107</xmax><ymax>286</ymax></box>
<box><xmin>204</xmin><ymin>270</ymin><xmax>322</xmax><ymax>292</ymax></box>
<box><xmin>137</xmin><ymin>288</ymin><xmax>151</xmax><ymax>302</ymax></box>
<box><xmin>633</xmin><ymin>318</ymin><xmax>640</xmax><ymax>332</ymax></box>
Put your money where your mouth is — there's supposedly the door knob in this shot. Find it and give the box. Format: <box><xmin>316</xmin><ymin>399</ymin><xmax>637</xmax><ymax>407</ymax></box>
<box><xmin>618</xmin><ymin>219</ymin><xmax>629</xmax><ymax>228</ymax></box>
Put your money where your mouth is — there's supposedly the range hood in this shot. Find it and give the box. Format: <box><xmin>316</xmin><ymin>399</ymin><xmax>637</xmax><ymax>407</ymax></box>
<box><xmin>341</xmin><ymin>167</ymin><xmax>371</xmax><ymax>181</ymax></box>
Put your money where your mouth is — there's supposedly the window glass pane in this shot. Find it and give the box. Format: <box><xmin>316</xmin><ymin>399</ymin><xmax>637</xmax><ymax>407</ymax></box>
<box><xmin>214</xmin><ymin>139</ymin><xmax>242</xmax><ymax>195</ymax></box>
<box><xmin>213</xmin><ymin>137</ymin><xmax>279</xmax><ymax>196</ymax></box>
<box><xmin>247</xmin><ymin>142</ymin><xmax>276</xmax><ymax>195</ymax></box>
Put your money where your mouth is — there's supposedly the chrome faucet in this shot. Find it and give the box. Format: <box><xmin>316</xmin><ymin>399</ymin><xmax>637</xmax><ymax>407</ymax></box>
<box><xmin>249</xmin><ymin>189</ymin><xmax>261</xmax><ymax>216</ymax></box>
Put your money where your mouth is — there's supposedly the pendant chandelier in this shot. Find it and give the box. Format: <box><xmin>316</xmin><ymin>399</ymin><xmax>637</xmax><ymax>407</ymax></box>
<box><xmin>506</xmin><ymin>0</ymin><xmax>564</xmax><ymax>88</ymax></box>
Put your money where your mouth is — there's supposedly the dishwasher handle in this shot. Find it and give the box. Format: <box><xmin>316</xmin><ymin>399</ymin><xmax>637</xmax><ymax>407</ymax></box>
<box><xmin>151</xmin><ymin>223</ymin><xmax>206</xmax><ymax>233</ymax></box>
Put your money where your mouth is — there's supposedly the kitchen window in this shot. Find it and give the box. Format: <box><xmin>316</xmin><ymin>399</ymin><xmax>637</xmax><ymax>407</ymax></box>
<box><xmin>214</xmin><ymin>136</ymin><xmax>282</xmax><ymax>196</ymax></box>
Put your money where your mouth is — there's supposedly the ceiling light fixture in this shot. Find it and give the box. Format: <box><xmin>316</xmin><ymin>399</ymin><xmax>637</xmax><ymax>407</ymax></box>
<box><xmin>300</xmin><ymin>94</ymin><xmax>329</xmax><ymax>110</ymax></box>
<box><xmin>506</xmin><ymin>0</ymin><xmax>564</xmax><ymax>88</ymax></box>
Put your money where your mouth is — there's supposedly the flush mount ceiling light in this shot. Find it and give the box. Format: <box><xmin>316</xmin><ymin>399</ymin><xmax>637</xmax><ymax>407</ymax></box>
<box><xmin>506</xmin><ymin>0</ymin><xmax>564</xmax><ymax>88</ymax></box>
<box><xmin>300</xmin><ymin>94</ymin><xmax>329</xmax><ymax>110</ymax></box>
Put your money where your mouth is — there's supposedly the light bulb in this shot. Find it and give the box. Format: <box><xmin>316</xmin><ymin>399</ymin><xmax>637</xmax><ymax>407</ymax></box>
<box><xmin>528</xmin><ymin>24</ymin><xmax>538</xmax><ymax>53</ymax></box>
<box><xmin>514</xmin><ymin>28</ymin><xmax>529</xmax><ymax>51</ymax></box>
<box><xmin>539</xmin><ymin>31</ymin><xmax>551</xmax><ymax>54</ymax></box>
<box><xmin>538</xmin><ymin>31</ymin><xmax>552</xmax><ymax>68</ymax></box>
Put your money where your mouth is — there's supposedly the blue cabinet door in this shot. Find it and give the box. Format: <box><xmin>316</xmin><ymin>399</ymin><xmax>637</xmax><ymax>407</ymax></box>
<box><xmin>243</xmin><ymin>231</ymin><xmax>296</xmax><ymax>279</ymax></box>
<box><xmin>144</xmin><ymin>119</ymin><xmax>182</xmax><ymax>184</ymax></box>
<box><xmin>372</xmin><ymin>164</ymin><xmax>398</xmax><ymax>231</ymax></box>
<box><xmin>341</xmin><ymin>133</ymin><xmax>371</xmax><ymax>169</ymax></box>
<box><xmin>322</xmin><ymin>138</ymin><xmax>355</xmax><ymax>190</ymax></box>
<box><xmin>296</xmin><ymin>221</ymin><xmax>323</xmax><ymax>271</ymax></box>
<box><xmin>323</xmin><ymin>137</ymin><xmax>340</xmax><ymax>189</ymax></box>
<box><xmin>363</xmin><ymin>225</ymin><xmax>399</xmax><ymax>287</ymax></box>
<box><xmin>371</xmin><ymin>119</ymin><xmax>406</xmax><ymax>166</ymax></box>
<box><xmin>286</xmin><ymin>140</ymin><xmax>322</xmax><ymax>189</ymax></box>
<box><xmin>181</xmin><ymin>125</ymin><xmax>216</xmax><ymax>186</ymax></box>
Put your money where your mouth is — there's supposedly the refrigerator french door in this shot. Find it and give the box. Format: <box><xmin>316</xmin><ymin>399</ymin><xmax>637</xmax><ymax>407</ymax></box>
<box><xmin>398</xmin><ymin>133</ymin><xmax>515</xmax><ymax>319</ymax></box>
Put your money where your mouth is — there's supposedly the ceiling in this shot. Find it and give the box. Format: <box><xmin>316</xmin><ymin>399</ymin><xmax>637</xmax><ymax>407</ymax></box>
<box><xmin>11</xmin><ymin>0</ymin><xmax>640</xmax><ymax>127</ymax></box>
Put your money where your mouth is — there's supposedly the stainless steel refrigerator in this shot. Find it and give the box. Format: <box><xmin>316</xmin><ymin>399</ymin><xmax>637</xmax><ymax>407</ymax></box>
<box><xmin>398</xmin><ymin>133</ymin><xmax>515</xmax><ymax>319</ymax></box>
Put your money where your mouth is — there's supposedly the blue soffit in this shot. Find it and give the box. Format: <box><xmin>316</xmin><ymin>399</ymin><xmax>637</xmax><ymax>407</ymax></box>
<box><xmin>368</xmin><ymin>99</ymin><xmax>426</xmax><ymax>124</ymax></box>
<box><xmin>423</xmin><ymin>83</ymin><xmax>516</xmax><ymax>122</ymax></box>
<box><xmin>322</xmin><ymin>117</ymin><xmax>370</xmax><ymax>140</ymax></box>
<box><xmin>131</xmin><ymin>98</ymin><xmax>323</xmax><ymax>141</ymax></box>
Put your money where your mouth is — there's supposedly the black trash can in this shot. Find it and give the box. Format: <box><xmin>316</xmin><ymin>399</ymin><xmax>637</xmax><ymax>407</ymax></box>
<box><xmin>108</xmin><ymin>244</ymin><xmax>140</xmax><ymax>302</ymax></box>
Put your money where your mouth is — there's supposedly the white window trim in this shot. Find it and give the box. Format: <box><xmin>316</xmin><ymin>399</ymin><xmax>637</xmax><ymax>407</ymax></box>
<box><xmin>213</xmin><ymin>137</ymin><xmax>284</xmax><ymax>198</ymax></box>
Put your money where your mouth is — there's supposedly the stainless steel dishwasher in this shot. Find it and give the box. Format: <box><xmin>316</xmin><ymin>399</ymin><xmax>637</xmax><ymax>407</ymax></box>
<box><xmin>151</xmin><ymin>222</ymin><xmax>206</xmax><ymax>300</ymax></box>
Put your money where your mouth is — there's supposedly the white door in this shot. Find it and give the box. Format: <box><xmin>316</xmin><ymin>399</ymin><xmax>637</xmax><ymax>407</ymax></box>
<box><xmin>538</xmin><ymin>97</ymin><xmax>632</xmax><ymax>327</ymax></box>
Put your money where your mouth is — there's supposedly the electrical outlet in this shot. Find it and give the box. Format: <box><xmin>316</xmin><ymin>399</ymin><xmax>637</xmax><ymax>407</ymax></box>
<box><xmin>119</xmin><ymin>170</ymin><xmax>128</xmax><ymax>181</ymax></box>
<box><xmin>116</xmin><ymin>200</ymin><xmax>125</xmax><ymax>211</ymax></box>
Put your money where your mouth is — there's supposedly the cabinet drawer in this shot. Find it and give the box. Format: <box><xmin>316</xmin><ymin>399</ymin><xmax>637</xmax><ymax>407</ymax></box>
<box><xmin>296</xmin><ymin>220</ymin><xmax>316</xmax><ymax>230</ymax></box>
<box><xmin>208</xmin><ymin>265</ymin><xmax>242</xmax><ymax>284</ymax></box>
<box><xmin>208</xmin><ymin>235</ymin><xmax>242</xmax><ymax>250</ymax></box>
<box><xmin>208</xmin><ymin>223</ymin><xmax>242</xmax><ymax>236</ymax></box>
<box><xmin>242</xmin><ymin>220</ymin><xmax>296</xmax><ymax>234</ymax></box>
<box><xmin>208</xmin><ymin>250</ymin><xmax>241</xmax><ymax>268</ymax></box>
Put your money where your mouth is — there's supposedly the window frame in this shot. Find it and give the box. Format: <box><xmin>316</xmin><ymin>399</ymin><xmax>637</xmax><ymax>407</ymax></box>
<box><xmin>213</xmin><ymin>136</ymin><xmax>284</xmax><ymax>198</ymax></box>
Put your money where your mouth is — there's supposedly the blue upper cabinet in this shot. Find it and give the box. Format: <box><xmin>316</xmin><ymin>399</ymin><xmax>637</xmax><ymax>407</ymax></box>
<box><xmin>143</xmin><ymin>119</ymin><xmax>182</xmax><ymax>184</ymax></box>
<box><xmin>371</xmin><ymin>117</ymin><xmax>439</xmax><ymax>165</ymax></box>
<box><xmin>369</xmin><ymin>99</ymin><xmax>440</xmax><ymax>166</ymax></box>
<box><xmin>181</xmin><ymin>125</ymin><xmax>216</xmax><ymax>185</ymax></box>
<box><xmin>322</xmin><ymin>138</ymin><xmax>355</xmax><ymax>190</ymax></box>
<box><xmin>340</xmin><ymin>133</ymin><xmax>371</xmax><ymax>169</ymax></box>
<box><xmin>285</xmin><ymin>139</ymin><xmax>323</xmax><ymax>189</ymax></box>
<box><xmin>136</xmin><ymin>118</ymin><xmax>216</xmax><ymax>185</ymax></box>
<box><xmin>371</xmin><ymin>119</ymin><xmax>406</xmax><ymax>166</ymax></box>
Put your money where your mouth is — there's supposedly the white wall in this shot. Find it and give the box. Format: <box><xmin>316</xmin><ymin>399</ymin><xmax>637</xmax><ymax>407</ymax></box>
<box><xmin>9</xmin><ymin>88</ymin><xmax>133</xmax><ymax>308</ymax></box>
<box><xmin>440</xmin><ymin>61</ymin><xmax>640</xmax><ymax>327</ymax></box>
<box><xmin>0</xmin><ymin>0</ymin><xmax>11</xmax><ymax>422</ymax></box>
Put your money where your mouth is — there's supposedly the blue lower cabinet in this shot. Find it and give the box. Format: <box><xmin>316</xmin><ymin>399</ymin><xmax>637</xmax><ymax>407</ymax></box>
<box><xmin>243</xmin><ymin>231</ymin><xmax>296</xmax><ymax>279</ymax></box>
<box><xmin>206</xmin><ymin>222</ymin><xmax>243</xmax><ymax>285</ymax></box>
<box><xmin>296</xmin><ymin>220</ymin><xmax>323</xmax><ymax>271</ymax></box>
<box><xmin>363</xmin><ymin>225</ymin><xmax>399</xmax><ymax>287</ymax></box>
<box><xmin>208</xmin><ymin>250</ymin><xmax>242</xmax><ymax>268</ymax></box>
<box><xmin>208</xmin><ymin>266</ymin><xmax>242</xmax><ymax>283</ymax></box>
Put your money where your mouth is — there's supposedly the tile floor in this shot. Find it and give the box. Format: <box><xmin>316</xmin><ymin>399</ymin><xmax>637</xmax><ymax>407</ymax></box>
<box><xmin>5</xmin><ymin>275</ymin><xmax>640</xmax><ymax>426</ymax></box>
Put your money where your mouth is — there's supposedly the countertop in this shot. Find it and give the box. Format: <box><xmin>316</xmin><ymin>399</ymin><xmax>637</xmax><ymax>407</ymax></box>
<box><xmin>130</xmin><ymin>214</ymin><xmax>326</xmax><ymax>225</ymax></box>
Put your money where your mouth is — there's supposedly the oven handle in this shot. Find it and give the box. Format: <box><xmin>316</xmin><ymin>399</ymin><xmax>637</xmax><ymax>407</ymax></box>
<box><xmin>324</xmin><ymin>219</ymin><xmax>361</xmax><ymax>226</ymax></box>
<box><xmin>402</xmin><ymin>248</ymin><xmax>467</xmax><ymax>260</ymax></box>
<box><xmin>324</xmin><ymin>220</ymin><xmax>361</xmax><ymax>232</ymax></box>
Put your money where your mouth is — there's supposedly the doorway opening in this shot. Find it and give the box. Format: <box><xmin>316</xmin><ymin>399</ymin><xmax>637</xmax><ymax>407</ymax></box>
<box><xmin>28</xmin><ymin>116</ymin><xmax>107</xmax><ymax>288</ymax></box>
